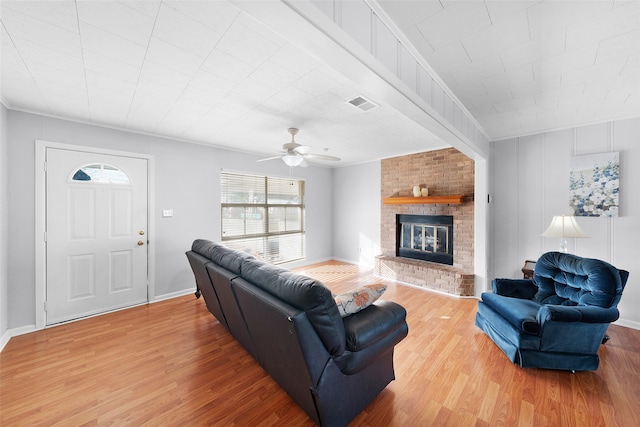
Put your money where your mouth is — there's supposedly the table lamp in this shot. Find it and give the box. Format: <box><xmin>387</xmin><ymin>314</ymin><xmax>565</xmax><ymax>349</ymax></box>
<box><xmin>541</xmin><ymin>215</ymin><xmax>589</xmax><ymax>253</ymax></box>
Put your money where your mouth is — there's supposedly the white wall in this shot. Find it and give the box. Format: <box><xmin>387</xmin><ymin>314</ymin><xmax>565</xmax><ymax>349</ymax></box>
<box><xmin>491</xmin><ymin>118</ymin><xmax>640</xmax><ymax>328</ymax></box>
<box><xmin>332</xmin><ymin>161</ymin><xmax>381</xmax><ymax>265</ymax></box>
<box><xmin>6</xmin><ymin>110</ymin><xmax>334</xmax><ymax>330</ymax></box>
<box><xmin>0</xmin><ymin>103</ymin><xmax>8</xmax><ymax>348</ymax></box>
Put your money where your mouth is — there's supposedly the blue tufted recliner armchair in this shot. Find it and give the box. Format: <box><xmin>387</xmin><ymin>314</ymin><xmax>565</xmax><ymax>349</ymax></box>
<box><xmin>476</xmin><ymin>252</ymin><xmax>629</xmax><ymax>371</ymax></box>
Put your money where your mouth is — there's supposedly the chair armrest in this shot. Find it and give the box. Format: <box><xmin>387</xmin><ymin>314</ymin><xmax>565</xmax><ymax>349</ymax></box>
<box><xmin>492</xmin><ymin>278</ymin><xmax>538</xmax><ymax>299</ymax></box>
<box><xmin>537</xmin><ymin>305</ymin><xmax>620</xmax><ymax>325</ymax></box>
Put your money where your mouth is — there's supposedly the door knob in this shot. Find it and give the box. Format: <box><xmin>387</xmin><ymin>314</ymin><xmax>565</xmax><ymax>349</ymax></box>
<box><xmin>139</xmin><ymin>230</ymin><xmax>145</xmax><ymax>235</ymax></box>
<box><xmin>138</xmin><ymin>240</ymin><xmax>144</xmax><ymax>246</ymax></box>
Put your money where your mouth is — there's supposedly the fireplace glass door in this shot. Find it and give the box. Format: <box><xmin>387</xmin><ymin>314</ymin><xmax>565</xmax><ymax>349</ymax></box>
<box><xmin>396</xmin><ymin>214</ymin><xmax>454</xmax><ymax>265</ymax></box>
<box><xmin>400</xmin><ymin>223</ymin><xmax>449</xmax><ymax>254</ymax></box>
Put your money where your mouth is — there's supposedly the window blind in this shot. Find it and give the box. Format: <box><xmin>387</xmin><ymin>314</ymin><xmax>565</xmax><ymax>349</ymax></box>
<box><xmin>221</xmin><ymin>171</ymin><xmax>305</xmax><ymax>264</ymax></box>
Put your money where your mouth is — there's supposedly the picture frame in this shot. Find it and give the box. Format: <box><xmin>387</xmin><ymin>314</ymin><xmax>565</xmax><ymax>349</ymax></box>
<box><xmin>569</xmin><ymin>152</ymin><xmax>619</xmax><ymax>217</ymax></box>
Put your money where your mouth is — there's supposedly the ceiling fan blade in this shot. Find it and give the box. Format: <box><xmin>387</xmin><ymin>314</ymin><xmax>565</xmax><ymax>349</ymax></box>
<box><xmin>256</xmin><ymin>156</ymin><xmax>282</xmax><ymax>162</ymax></box>
<box><xmin>271</xmin><ymin>128</ymin><xmax>340</xmax><ymax>166</ymax></box>
<box><xmin>283</xmin><ymin>141</ymin><xmax>304</xmax><ymax>151</ymax></box>
<box><xmin>293</xmin><ymin>145</ymin><xmax>312</xmax><ymax>155</ymax></box>
<box><xmin>303</xmin><ymin>153</ymin><xmax>341</xmax><ymax>161</ymax></box>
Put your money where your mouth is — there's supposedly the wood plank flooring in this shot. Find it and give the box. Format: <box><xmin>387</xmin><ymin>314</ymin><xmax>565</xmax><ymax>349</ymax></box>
<box><xmin>2</xmin><ymin>261</ymin><xmax>639</xmax><ymax>426</ymax></box>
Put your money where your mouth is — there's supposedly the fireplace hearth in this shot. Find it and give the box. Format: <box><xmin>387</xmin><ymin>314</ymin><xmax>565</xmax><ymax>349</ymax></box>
<box><xmin>396</xmin><ymin>214</ymin><xmax>453</xmax><ymax>265</ymax></box>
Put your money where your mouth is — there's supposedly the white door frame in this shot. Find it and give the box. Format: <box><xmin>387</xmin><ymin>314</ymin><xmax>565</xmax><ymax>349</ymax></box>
<box><xmin>35</xmin><ymin>140</ymin><xmax>155</xmax><ymax>329</ymax></box>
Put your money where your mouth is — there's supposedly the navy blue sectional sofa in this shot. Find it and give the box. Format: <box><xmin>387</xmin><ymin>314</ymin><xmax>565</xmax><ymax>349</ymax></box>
<box><xmin>186</xmin><ymin>239</ymin><xmax>408</xmax><ymax>426</ymax></box>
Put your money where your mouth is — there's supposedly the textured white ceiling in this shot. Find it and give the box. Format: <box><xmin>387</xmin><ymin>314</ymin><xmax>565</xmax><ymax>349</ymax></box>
<box><xmin>1</xmin><ymin>1</ymin><xmax>638</xmax><ymax>166</ymax></box>
<box><xmin>378</xmin><ymin>0</ymin><xmax>640</xmax><ymax>140</ymax></box>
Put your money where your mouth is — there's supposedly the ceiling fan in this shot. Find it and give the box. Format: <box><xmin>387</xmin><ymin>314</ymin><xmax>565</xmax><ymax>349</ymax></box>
<box><xmin>257</xmin><ymin>128</ymin><xmax>341</xmax><ymax>167</ymax></box>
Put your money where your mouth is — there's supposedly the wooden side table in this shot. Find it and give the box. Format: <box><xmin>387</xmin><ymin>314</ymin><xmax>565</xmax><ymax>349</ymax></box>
<box><xmin>522</xmin><ymin>260</ymin><xmax>536</xmax><ymax>279</ymax></box>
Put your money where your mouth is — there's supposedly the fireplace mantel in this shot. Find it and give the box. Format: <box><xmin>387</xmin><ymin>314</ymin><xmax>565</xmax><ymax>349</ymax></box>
<box><xmin>383</xmin><ymin>195</ymin><xmax>464</xmax><ymax>205</ymax></box>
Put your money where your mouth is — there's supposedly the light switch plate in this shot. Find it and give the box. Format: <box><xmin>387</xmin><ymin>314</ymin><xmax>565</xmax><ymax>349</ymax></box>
<box><xmin>162</xmin><ymin>209</ymin><xmax>173</xmax><ymax>218</ymax></box>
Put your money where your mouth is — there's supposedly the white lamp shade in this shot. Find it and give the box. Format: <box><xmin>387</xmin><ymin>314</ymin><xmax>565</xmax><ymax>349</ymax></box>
<box><xmin>542</xmin><ymin>215</ymin><xmax>589</xmax><ymax>238</ymax></box>
<box><xmin>282</xmin><ymin>154</ymin><xmax>304</xmax><ymax>167</ymax></box>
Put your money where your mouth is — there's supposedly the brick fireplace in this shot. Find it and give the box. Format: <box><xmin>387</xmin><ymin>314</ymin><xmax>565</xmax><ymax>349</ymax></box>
<box><xmin>375</xmin><ymin>148</ymin><xmax>475</xmax><ymax>296</ymax></box>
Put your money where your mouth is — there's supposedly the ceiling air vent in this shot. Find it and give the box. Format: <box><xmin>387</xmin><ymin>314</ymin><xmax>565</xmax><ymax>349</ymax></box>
<box><xmin>347</xmin><ymin>95</ymin><xmax>378</xmax><ymax>112</ymax></box>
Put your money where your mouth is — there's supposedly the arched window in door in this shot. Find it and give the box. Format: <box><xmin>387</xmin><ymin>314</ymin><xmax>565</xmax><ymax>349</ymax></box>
<box><xmin>70</xmin><ymin>163</ymin><xmax>130</xmax><ymax>184</ymax></box>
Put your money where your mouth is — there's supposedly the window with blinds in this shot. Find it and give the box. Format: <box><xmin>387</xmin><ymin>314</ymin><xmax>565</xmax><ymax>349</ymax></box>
<box><xmin>221</xmin><ymin>171</ymin><xmax>305</xmax><ymax>264</ymax></box>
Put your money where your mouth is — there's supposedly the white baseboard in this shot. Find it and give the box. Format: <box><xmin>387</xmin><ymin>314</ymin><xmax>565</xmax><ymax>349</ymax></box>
<box><xmin>150</xmin><ymin>287</ymin><xmax>197</xmax><ymax>303</ymax></box>
<box><xmin>377</xmin><ymin>274</ymin><xmax>479</xmax><ymax>299</ymax></box>
<box><xmin>283</xmin><ymin>257</ymin><xmax>333</xmax><ymax>269</ymax></box>
<box><xmin>331</xmin><ymin>256</ymin><xmax>370</xmax><ymax>267</ymax></box>
<box><xmin>614</xmin><ymin>318</ymin><xmax>640</xmax><ymax>331</ymax></box>
<box><xmin>3</xmin><ymin>285</ymin><xmax>636</xmax><ymax>353</ymax></box>
<box><xmin>0</xmin><ymin>324</ymin><xmax>37</xmax><ymax>352</ymax></box>
<box><xmin>0</xmin><ymin>289</ymin><xmax>198</xmax><ymax>353</ymax></box>
<box><xmin>0</xmin><ymin>329</ymin><xmax>10</xmax><ymax>353</ymax></box>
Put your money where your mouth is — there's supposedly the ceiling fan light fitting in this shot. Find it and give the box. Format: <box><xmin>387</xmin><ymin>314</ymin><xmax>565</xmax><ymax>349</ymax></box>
<box><xmin>282</xmin><ymin>154</ymin><xmax>304</xmax><ymax>167</ymax></box>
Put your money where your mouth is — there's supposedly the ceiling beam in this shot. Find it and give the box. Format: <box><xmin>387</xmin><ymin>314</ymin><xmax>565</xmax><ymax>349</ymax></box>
<box><xmin>231</xmin><ymin>0</ymin><xmax>490</xmax><ymax>160</ymax></box>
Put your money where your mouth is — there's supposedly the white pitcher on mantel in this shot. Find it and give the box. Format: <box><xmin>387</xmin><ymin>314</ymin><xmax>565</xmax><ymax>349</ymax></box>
<box><xmin>413</xmin><ymin>185</ymin><xmax>421</xmax><ymax>197</ymax></box>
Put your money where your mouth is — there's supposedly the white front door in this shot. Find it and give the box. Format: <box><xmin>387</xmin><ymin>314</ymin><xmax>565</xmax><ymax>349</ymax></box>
<box><xmin>46</xmin><ymin>148</ymin><xmax>148</xmax><ymax>325</ymax></box>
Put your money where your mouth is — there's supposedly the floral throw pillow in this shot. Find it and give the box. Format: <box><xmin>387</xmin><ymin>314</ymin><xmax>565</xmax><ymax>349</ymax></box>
<box><xmin>334</xmin><ymin>284</ymin><xmax>387</xmax><ymax>317</ymax></box>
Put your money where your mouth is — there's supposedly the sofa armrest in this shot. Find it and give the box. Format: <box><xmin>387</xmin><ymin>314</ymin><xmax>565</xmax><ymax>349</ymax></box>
<box><xmin>334</xmin><ymin>300</ymin><xmax>408</xmax><ymax>375</ymax></box>
<box><xmin>342</xmin><ymin>300</ymin><xmax>407</xmax><ymax>352</ymax></box>
<box><xmin>537</xmin><ymin>305</ymin><xmax>620</xmax><ymax>325</ymax></box>
<box><xmin>492</xmin><ymin>278</ymin><xmax>538</xmax><ymax>299</ymax></box>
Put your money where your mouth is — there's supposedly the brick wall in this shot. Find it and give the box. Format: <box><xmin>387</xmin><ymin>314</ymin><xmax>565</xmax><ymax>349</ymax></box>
<box><xmin>377</xmin><ymin>147</ymin><xmax>475</xmax><ymax>296</ymax></box>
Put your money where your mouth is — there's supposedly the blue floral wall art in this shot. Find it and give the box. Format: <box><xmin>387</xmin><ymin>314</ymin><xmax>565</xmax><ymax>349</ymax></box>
<box><xmin>569</xmin><ymin>152</ymin><xmax>619</xmax><ymax>217</ymax></box>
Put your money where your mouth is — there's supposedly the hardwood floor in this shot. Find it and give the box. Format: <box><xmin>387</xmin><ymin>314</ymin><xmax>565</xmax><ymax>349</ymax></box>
<box><xmin>2</xmin><ymin>261</ymin><xmax>639</xmax><ymax>426</ymax></box>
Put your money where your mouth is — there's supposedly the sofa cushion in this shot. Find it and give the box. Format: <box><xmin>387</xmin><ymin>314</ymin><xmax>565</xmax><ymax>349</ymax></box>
<box><xmin>240</xmin><ymin>258</ymin><xmax>346</xmax><ymax>356</ymax></box>
<box><xmin>476</xmin><ymin>305</ymin><xmax>542</xmax><ymax>365</ymax></box>
<box><xmin>481</xmin><ymin>292</ymin><xmax>541</xmax><ymax>335</ymax></box>
<box><xmin>192</xmin><ymin>239</ymin><xmax>254</xmax><ymax>274</ymax></box>
<box><xmin>492</xmin><ymin>278</ymin><xmax>538</xmax><ymax>299</ymax></box>
<box><xmin>334</xmin><ymin>284</ymin><xmax>387</xmax><ymax>317</ymax></box>
<box><xmin>533</xmin><ymin>252</ymin><xmax>627</xmax><ymax>308</ymax></box>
